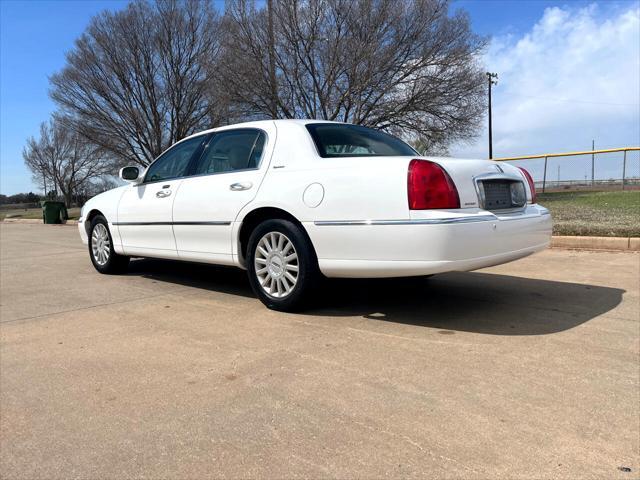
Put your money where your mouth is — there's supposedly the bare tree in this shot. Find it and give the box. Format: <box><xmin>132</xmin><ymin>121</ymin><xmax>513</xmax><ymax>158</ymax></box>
<box><xmin>45</xmin><ymin>0</ymin><xmax>486</xmax><ymax>175</ymax></box>
<box><xmin>23</xmin><ymin>117</ymin><xmax>111</xmax><ymax>207</ymax></box>
<box><xmin>50</xmin><ymin>0</ymin><xmax>225</xmax><ymax>168</ymax></box>
<box><xmin>29</xmin><ymin>163</ymin><xmax>52</xmax><ymax>198</ymax></box>
<box><xmin>221</xmin><ymin>0</ymin><xmax>487</xmax><ymax>150</ymax></box>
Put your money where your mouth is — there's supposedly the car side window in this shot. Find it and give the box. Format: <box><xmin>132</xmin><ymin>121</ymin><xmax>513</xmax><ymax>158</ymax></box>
<box><xmin>305</xmin><ymin>123</ymin><xmax>417</xmax><ymax>158</ymax></box>
<box><xmin>193</xmin><ymin>129</ymin><xmax>266</xmax><ymax>176</ymax></box>
<box><xmin>145</xmin><ymin>135</ymin><xmax>205</xmax><ymax>183</ymax></box>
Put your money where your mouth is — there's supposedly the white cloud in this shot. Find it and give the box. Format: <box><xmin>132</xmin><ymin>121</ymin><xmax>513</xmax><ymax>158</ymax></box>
<box><xmin>451</xmin><ymin>2</ymin><xmax>640</xmax><ymax>169</ymax></box>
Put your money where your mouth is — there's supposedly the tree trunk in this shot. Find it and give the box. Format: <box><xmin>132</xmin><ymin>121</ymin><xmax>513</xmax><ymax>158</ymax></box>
<box><xmin>62</xmin><ymin>187</ymin><xmax>73</xmax><ymax>208</ymax></box>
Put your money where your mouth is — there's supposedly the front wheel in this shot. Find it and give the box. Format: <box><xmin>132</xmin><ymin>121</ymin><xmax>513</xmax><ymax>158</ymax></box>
<box><xmin>246</xmin><ymin>219</ymin><xmax>319</xmax><ymax>311</ymax></box>
<box><xmin>88</xmin><ymin>215</ymin><xmax>129</xmax><ymax>274</ymax></box>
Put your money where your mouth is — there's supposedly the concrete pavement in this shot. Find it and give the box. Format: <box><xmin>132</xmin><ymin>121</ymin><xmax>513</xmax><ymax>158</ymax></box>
<box><xmin>1</xmin><ymin>223</ymin><xmax>638</xmax><ymax>478</ymax></box>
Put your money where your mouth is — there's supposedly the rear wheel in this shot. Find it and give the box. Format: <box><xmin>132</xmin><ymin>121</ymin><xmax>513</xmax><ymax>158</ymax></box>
<box><xmin>246</xmin><ymin>219</ymin><xmax>319</xmax><ymax>311</ymax></box>
<box><xmin>88</xmin><ymin>215</ymin><xmax>129</xmax><ymax>274</ymax></box>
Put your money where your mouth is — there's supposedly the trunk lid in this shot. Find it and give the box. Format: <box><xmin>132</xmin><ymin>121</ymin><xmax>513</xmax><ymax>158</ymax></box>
<box><xmin>418</xmin><ymin>156</ymin><xmax>529</xmax><ymax>209</ymax></box>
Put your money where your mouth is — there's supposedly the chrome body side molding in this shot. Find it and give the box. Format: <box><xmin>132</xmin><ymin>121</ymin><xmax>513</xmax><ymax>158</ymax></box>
<box><xmin>314</xmin><ymin>207</ymin><xmax>550</xmax><ymax>226</ymax></box>
<box><xmin>113</xmin><ymin>221</ymin><xmax>231</xmax><ymax>226</ymax></box>
<box><xmin>314</xmin><ymin>215</ymin><xmax>496</xmax><ymax>226</ymax></box>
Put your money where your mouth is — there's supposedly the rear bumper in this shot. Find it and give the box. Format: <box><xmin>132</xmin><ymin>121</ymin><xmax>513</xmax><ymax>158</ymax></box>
<box><xmin>305</xmin><ymin>205</ymin><xmax>552</xmax><ymax>278</ymax></box>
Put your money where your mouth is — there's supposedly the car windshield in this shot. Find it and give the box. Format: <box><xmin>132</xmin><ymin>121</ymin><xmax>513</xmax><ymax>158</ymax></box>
<box><xmin>306</xmin><ymin>123</ymin><xmax>417</xmax><ymax>158</ymax></box>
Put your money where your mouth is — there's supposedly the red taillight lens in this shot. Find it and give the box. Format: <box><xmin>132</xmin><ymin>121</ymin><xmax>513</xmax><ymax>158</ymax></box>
<box><xmin>407</xmin><ymin>159</ymin><xmax>460</xmax><ymax>210</ymax></box>
<box><xmin>518</xmin><ymin>167</ymin><xmax>536</xmax><ymax>203</ymax></box>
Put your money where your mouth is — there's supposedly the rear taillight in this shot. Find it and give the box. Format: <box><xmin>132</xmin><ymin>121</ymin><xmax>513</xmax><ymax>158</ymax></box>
<box><xmin>407</xmin><ymin>159</ymin><xmax>460</xmax><ymax>210</ymax></box>
<box><xmin>518</xmin><ymin>167</ymin><xmax>536</xmax><ymax>203</ymax></box>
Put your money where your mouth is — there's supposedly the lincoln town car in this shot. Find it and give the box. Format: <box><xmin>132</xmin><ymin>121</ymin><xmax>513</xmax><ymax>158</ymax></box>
<box><xmin>78</xmin><ymin>120</ymin><xmax>552</xmax><ymax>310</ymax></box>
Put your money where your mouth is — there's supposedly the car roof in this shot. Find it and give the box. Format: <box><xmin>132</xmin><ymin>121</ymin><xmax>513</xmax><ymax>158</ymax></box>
<box><xmin>181</xmin><ymin>119</ymin><xmax>346</xmax><ymax>142</ymax></box>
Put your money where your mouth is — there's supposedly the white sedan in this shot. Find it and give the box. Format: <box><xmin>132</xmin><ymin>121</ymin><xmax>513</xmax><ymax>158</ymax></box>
<box><xmin>79</xmin><ymin>120</ymin><xmax>552</xmax><ymax>311</ymax></box>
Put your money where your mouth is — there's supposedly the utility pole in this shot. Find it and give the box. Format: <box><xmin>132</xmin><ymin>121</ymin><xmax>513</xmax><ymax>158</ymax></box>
<box><xmin>487</xmin><ymin>72</ymin><xmax>498</xmax><ymax>159</ymax></box>
<box><xmin>266</xmin><ymin>0</ymin><xmax>278</xmax><ymax>118</ymax></box>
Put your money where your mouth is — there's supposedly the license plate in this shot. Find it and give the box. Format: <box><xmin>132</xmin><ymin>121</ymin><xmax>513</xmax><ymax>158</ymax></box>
<box><xmin>479</xmin><ymin>180</ymin><xmax>526</xmax><ymax>210</ymax></box>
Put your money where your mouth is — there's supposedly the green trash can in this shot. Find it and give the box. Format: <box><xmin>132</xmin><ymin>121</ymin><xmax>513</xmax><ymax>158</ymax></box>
<box><xmin>42</xmin><ymin>201</ymin><xmax>68</xmax><ymax>224</ymax></box>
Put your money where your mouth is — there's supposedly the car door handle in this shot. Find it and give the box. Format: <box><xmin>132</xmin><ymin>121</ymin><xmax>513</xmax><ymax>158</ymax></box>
<box><xmin>229</xmin><ymin>182</ymin><xmax>253</xmax><ymax>191</ymax></box>
<box><xmin>156</xmin><ymin>189</ymin><xmax>172</xmax><ymax>198</ymax></box>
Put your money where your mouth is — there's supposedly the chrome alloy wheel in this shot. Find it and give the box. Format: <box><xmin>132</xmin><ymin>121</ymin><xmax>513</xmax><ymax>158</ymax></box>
<box><xmin>254</xmin><ymin>232</ymin><xmax>299</xmax><ymax>298</ymax></box>
<box><xmin>91</xmin><ymin>223</ymin><xmax>111</xmax><ymax>266</ymax></box>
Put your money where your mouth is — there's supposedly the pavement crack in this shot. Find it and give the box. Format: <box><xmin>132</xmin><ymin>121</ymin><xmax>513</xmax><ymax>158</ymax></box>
<box><xmin>2</xmin><ymin>250</ymin><xmax>85</xmax><ymax>261</ymax></box>
<box><xmin>0</xmin><ymin>290</ymin><xmax>193</xmax><ymax>325</ymax></box>
<box><xmin>348</xmin><ymin>418</ymin><xmax>485</xmax><ymax>475</ymax></box>
<box><xmin>346</xmin><ymin>326</ymin><xmax>480</xmax><ymax>346</ymax></box>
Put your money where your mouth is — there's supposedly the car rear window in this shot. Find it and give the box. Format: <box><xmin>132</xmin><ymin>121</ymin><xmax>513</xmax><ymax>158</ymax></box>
<box><xmin>306</xmin><ymin>123</ymin><xmax>417</xmax><ymax>158</ymax></box>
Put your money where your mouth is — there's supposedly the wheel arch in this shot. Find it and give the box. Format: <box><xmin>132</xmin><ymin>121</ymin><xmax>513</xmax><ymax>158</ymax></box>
<box><xmin>84</xmin><ymin>208</ymin><xmax>106</xmax><ymax>235</ymax></box>
<box><xmin>237</xmin><ymin>207</ymin><xmax>316</xmax><ymax>267</ymax></box>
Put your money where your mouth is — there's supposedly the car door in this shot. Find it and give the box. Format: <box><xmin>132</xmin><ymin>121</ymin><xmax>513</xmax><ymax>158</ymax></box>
<box><xmin>172</xmin><ymin>126</ymin><xmax>274</xmax><ymax>264</ymax></box>
<box><xmin>117</xmin><ymin>134</ymin><xmax>207</xmax><ymax>258</ymax></box>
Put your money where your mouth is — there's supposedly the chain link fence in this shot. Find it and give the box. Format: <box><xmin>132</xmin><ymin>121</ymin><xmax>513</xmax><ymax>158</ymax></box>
<box><xmin>494</xmin><ymin>148</ymin><xmax>640</xmax><ymax>192</ymax></box>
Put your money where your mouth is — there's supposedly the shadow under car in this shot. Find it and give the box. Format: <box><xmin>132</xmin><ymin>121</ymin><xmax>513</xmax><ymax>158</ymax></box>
<box><xmin>126</xmin><ymin>258</ymin><xmax>624</xmax><ymax>336</ymax></box>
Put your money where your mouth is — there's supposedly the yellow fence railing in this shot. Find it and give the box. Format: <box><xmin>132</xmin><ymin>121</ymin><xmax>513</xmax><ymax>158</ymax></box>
<box><xmin>492</xmin><ymin>147</ymin><xmax>640</xmax><ymax>192</ymax></box>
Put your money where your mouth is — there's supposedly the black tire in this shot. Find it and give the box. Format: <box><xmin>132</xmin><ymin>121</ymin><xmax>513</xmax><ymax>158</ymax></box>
<box><xmin>246</xmin><ymin>219</ymin><xmax>319</xmax><ymax>312</ymax></box>
<box><xmin>88</xmin><ymin>215</ymin><xmax>129</xmax><ymax>274</ymax></box>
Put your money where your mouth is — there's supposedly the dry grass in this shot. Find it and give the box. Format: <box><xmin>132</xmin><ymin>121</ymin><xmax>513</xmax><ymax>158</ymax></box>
<box><xmin>538</xmin><ymin>190</ymin><xmax>640</xmax><ymax>237</ymax></box>
<box><xmin>0</xmin><ymin>207</ymin><xmax>80</xmax><ymax>222</ymax></box>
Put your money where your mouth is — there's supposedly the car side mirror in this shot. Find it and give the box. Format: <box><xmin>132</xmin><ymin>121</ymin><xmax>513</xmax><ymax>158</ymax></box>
<box><xmin>119</xmin><ymin>166</ymin><xmax>141</xmax><ymax>184</ymax></box>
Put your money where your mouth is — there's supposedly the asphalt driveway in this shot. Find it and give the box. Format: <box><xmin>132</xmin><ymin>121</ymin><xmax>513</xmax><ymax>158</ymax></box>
<box><xmin>1</xmin><ymin>223</ymin><xmax>638</xmax><ymax>478</ymax></box>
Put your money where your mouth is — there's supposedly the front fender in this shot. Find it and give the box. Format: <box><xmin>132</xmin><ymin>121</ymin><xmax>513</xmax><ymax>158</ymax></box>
<box><xmin>80</xmin><ymin>186</ymin><xmax>129</xmax><ymax>253</ymax></box>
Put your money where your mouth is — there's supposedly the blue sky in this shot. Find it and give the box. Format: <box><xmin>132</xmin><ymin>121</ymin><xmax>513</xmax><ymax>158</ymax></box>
<box><xmin>1</xmin><ymin>0</ymin><xmax>129</xmax><ymax>194</ymax></box>
<box><xmin>1</xmin><ymin>0</ymin><xmax>639</xmax><ymax>194</ymax></box>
